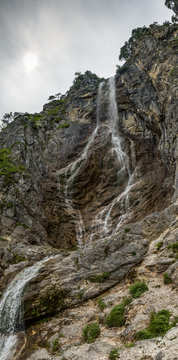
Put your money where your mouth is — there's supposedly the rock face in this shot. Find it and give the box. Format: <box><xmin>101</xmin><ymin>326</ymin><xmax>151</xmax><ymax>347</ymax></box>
<box><xmin>0</xmin><ymin>22</ymin><xmax>177</xmax><ymax>360</ymax></box>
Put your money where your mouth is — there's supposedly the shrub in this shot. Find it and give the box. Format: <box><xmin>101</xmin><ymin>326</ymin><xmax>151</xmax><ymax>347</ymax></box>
<box><xmin>104</xmin><ymin>297</ymin><xmax>131</xmax><ymax>328</ymax></box>
<box><xmin>119</xmin><ymin>26</ymin><xmax>150</xmax><ymax>61</ymax></box>
<box><xmin>83</xmin><ymin>322</ymin><xmax>100</xmax><ymax>343</ymax></box>
<box><xmin>125</xmin><ymin>342</ymin><xmax>135</xmax><ymax>348</ymax></box>
<box><xmin>168</xmin><ymin>242</ymin><xmax>178</xmax><ymax>253</ymax></box>
<box><xmin>172</xmin><ymin>242</ymin><xmax>178</xmax><ymax>252</ymax></box>
<box><xmin>135</xmin><ymin>309</ymin><xmax>172</xmax><ymax>340</ymax></box>
<box><xmin>0</xmin><ymin>148</ymin><xmax>26</xmax><ymax>185</ymax></box>
<box><xmin>89</xmin><ymin>272</ymin><xmax>110</xmax><ymax>283</ymax></box>
<box><xmin>163</xmin><ymin>272</ymin><xmax>172</xmax><ymax>284</ymax></box>
<box><xmin>129</xmin><ymin>281</ymin><xmax>148</xmax><ymax>298</ymax></box>
<box><xmin>156</xmin><ymin>242</ymin><xmax>163</xmax><ymax>251</ymax></box>
<box><xmin>97</xmin><ymin>297</ymin><xmax>106</xmax><ymax>311</ymax></box>
<box><xmin>109</xmin><ymin>347</ymin><xmax>120</xmax><ymax>360</ymax></box>
<box><xmin>52</xmin><ymin>338</ymin><xmax>60</xmax><ymax>353</ymax></box>
<box><xmin>124</xmin><ymin>227</ymin><xmax>130</xmax><ymax>233</ymax></box>
<box><xmin>56</xmin><ymin>123</ymin><xmax>70</xmax><ymax>129</ymax></box>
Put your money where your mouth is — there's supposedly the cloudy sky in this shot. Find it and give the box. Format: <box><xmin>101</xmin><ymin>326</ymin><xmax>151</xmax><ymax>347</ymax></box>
<box><xmin>0</xmin><ymin>0</ymin><xmax>172</xmax><ymax>119</ymax></box>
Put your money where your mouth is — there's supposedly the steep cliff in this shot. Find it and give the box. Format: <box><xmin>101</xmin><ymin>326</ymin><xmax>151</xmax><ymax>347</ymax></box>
<box><xmin>0</xmin><ymin>22</ymin><xmax>177</xmax><ymax>360</ymax></box>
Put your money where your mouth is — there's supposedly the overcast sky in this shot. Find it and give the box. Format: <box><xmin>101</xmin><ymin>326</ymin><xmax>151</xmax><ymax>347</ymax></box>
<box><xmin>0</xmin><ymin>0</ymin><xmax>172</xmax><ymax>119</ymax></box>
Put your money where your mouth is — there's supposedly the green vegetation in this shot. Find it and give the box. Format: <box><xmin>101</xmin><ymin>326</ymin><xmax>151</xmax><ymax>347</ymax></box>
<box><xmin>89</xmin><ymin>272</ymin><xmax>110</xmax><ymax>283</ymax></box>
<box><xmin>119</xmin><ymin>26</ymin><xmax>150</xmax><ymax>61</ymax></box>
<box><xmin>56</xmin><ymin>123</ymin><xmax>70</xmax><ymax>129</ymax></box>
<box><xmin>0</xmin><ymin>237</ymin><xmax>8</xmax><ymax>242</ymax></box>
<box><xmin>0</xmin><ymin>148</ymin><xmax>26</xmax><ymax>185</ymax></box>
<box><xmin>83</xmin><ymin>322</ymin><xmax>100</xmax><ymax>343</ymax></box>
<box><xmin>135</xmin><ymin>309</ymin><xmax>175</xmax><ymax>340</ymax></box>
<box><xmin>15</xmin><ymin>222</ymin><xmax>29</xmax><ymax>229</ymax></box>
<box><xmin>168</xmin><ymin>242</ymin><xmax>178</xmax><ymax>253</ymax></box>
<box><xmin>104</xmin><ymin>297</ymin><xmax>132</xmax><ymax>328</ymax></box>
<box><xmin>0</xmin><ymin>200</ymin><xmax>13</xmax><ymax>211</ymax></box>
<box><xmin>31</xmin><ymin>286</ymin><xmax>67</xmax><ymax>320</ymax></box>
<box><xmin>156</xmin><ymin>242</ymin><xmax>163</xmax><ymax>251</ymax></box>
<box><xmin>72</xmin><ymin>70</ymin><xmax>105</xmax><ymax>90</ymax></box>
<box><xmin>46</xmin><ymin>99</ymin><xmax>67</xmax><ymax>124</ymax></box>
<box><xmin>77</xmin><ymin>290</ymin><xmax>84</xmax><ymax>299</ymax></box>
<box><xmin>52</xmin><ymin>338</ymin><xmax>60</xmax><ymax>353</ymax></box>
<box><xmin>109</xmin><ymin>347</ymin><xmax>120</xmax><ymax>360</ymax></box>
<box><xmin>170</xmin><ymin>66</ymin><xmax>178</xmax><ymax>76</ymax></box>
<box><xmin>163</xmin><ymin>272</ymin><xmax>172</xmax><ymax>284</ymax></box>
<box><xmin>13</xmin><ymin>253</ymin><xmax>26</xmax><ymax>263</ymax></box>
<box><xmin>129</xmin><ymin>281</ymin><xmax>148</xmax><ymax>299</ymax></box>
<box><xmin>124</xmin><ymin>227</ymin><xmax>130</xmax><ymax>233</ymax></box>
<box><xmin>29</xmin><ymin>114</ymin><xmax>42</xmax><ymax>129</ymax></box>
<box><xmin>125</xmin><ymin>342</ymin><xmax>135</xmax><ymax>348</ymax></box>
<box><xmin>117</xmin><ymin>21</ymin><xmax>177</xmax><ymax>67</ymax></box>
<box><xmin>97</xmin><ymin>297</ymin><xmax>106</xmax><ymax>311</ymax></box>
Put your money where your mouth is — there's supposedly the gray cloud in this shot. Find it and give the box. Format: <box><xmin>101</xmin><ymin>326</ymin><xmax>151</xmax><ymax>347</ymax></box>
<box><xmin>0</xmin><ymin>0</ymin><xmax>172</xmax><ymax>119</ymax></box>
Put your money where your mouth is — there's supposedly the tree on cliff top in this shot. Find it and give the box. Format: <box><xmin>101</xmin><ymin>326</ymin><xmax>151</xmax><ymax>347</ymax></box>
<box><xmin>165</xmin><ymin>0</ymin><xmax>178</xmax><ymax>22</ymax></box>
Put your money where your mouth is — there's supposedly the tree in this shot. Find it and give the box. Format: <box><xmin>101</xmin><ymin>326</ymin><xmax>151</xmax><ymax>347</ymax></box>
<box><xmin>1</xmin><ymin>112</ymin><xmax>13</xmax><ymax>128</ymax></box>
<box><xmin>48</xmin><ymin>95</ymin><xmax>56</xmax><ymax>101</ymax></box>
<box><xmin>165</xmin><ymin>0</ymin><xmax>178</xmax><ymax>22</ymax></box>
<box><xmin>74</xmin><ymin>72</ymin><xmax>81</xmax><ymax>77</ymax></box>
<box><xmin>55</xmin><ymin>92</ymin><xmax>61</xmax><ymax>99</ymax></box>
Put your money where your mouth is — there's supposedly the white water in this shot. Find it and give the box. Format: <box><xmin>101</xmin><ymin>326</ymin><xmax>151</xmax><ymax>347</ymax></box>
<box><xmin>87</xmin><ymin>76</ymin><xmax>134</xmax><ymax>241</ymax></box>
<box><xmin>59</xmin><ymin>77</ymin><xmax>135</xmax><ymax>244</ymax></box>
<box><xmin>58</xmin><ymin>82</ymin><xmax>104</xmax><ymax>246</ymax></box>
<box><xmin>0</xmin><ymin>255</ymin><xmax>57</xmax><ymax>360</ymax></box>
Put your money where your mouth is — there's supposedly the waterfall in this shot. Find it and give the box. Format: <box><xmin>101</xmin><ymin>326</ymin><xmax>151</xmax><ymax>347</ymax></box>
<box><xmin>88</xmin><ymin>76</ymin><xmax>134</xmax><ymax>241</ymax></box>
<box><xmin>58</xmin><ymin>82</ymin><xmax>104</xmax><ymax>247</ymax></box>
<box><xmin>0</xmin><ymin>255</ymin><xmax>57</xmax><ymax>360</ymax></box>
<box><xmin>58</xmin><ymin>77</ymin><xmax>135</xmax><ymax>245</ymax></box>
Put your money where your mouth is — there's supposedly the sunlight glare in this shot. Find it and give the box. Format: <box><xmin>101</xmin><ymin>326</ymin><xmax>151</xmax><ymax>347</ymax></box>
<box><xmin>23</xmin><ymin>53</ymin><xmax>38</xmax><ymax>72</ymax></box>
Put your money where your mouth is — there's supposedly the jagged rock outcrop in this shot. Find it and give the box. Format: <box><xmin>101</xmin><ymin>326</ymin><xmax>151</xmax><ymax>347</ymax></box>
<box><xmin>0</xmin><ymin>22</ymin><xmax>177</xmax><ymax>360</ymax></box>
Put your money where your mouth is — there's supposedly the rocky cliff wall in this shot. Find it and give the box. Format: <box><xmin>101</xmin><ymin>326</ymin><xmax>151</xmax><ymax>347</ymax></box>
<box><xmin>0</xmin><ymin>22</ymin><xmax>177</xmax><ymax>360</ymax></box>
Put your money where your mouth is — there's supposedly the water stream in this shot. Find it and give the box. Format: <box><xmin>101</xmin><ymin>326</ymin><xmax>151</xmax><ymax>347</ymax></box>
<box><xmin>58</xmin><ymin>82</ymin><xmax>105</xmax><ymax>246</ymax></box>
<box><xmin>58</xmin><ymin>76</ymin><xmax>135</xmax><ymax>244</ymax></box>
<box><xmin>88</xmin><ymin>76</ymin><xmax>134</xmax><ymax>241</ymax></box>
<box><xmin>0</xmin><ymin>256</ymin><xmax>57</xmax><ymax>360</ymax></box>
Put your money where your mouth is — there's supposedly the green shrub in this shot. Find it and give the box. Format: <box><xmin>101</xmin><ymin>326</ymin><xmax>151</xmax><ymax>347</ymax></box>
<box><xmin>52</xmin><ymin>338</ymin><xmax>60</xmax><ymax>353</ymax></box>
<box><xmin>89</xmin><ymin>272</ymin><xmax>110</xmax><ymax>283</ymax></box>
<box><xmin>124</xmin><ymin>227</ymin><xmax>130</xmax><ymax>233</ymax></box>
<box><xmin>135</xmin><ymin>309</ymin><xmax>172</xmax><ymax>340</ymax></box>
<box><xmin>168</xmin><ymin>242</ymin><xmax>178</xmax><ymax>253</ymax></box>
<box><xmin>123</xmin><ymin>297</ymin><xmax>132</xmax><ymax>306</ymax></box>
<box><xmin>0</xmin><ymin>148</ymin><xmax>26</xmax><ymax>185</ymax></box>
<box><xmin>129</xmin><ymin>281</ymin><xmax>148</xmax><ymax>298</ymax></box>
<box><xmin>104</xmin><ymin>297</ymin><xmax>131</xmax><ymax>328</ymax></box>
<box><xmin>109</xmin><ymin>347</ymin><xmax>120</xmax><ymax>360</ymax></box>
<box><xmin>13</xmin><ymin>253</ymin><xmax>26</xmax><ymax>263</ymax></box>
<box><xmin>163</xmin><ymin>272</ymin><xmax>172</xmax><ymax>284</ymax></box>
<box><xmin>125</xmin><ymin>342</ymin><xmax>135</xmax><ymax>348</ymax></box>
<box><xmin>97</xmin><ymin>297</ymin><xmax>106</xmax><ymax>311</ymax></box>
<box><xmin>56</xmin><ymin>123</ymin><xmax>70</xmax><ymax>129</ymax></box>
<box><xmin>83</xmin><ymin>322</ymin><xmax>100</xmax><ymax>343</ymax></box>
<box><xmin>172</xmin><ymin>242</ymin><xmax>178</xmax><ymax>252</ymax></box>
<box><xmin>156</xmin><ymin>242</ymin><xmax>163</xmax><ymax>251</ymax></box>
<box><xmin>29</xmin><ymin>114</ymin><xmax>42</xmax><ymax>129</ymax></box>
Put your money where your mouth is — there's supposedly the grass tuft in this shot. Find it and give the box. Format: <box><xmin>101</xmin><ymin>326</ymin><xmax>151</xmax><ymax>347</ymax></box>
<box><xmin>83</xmin><ymin>322</ymin><xmax>100</xmax><ymax>343</ymax></box>
<box><xmin>135</xmin><ymin>309</ymin><xmax>174</xmax><ymax>340</ymax></box>
<box><xmin>129</xmin><ymin>281</ymin><xmax>148</xmax><ymax>299</ymax></box>
<box><xmin>104</xmin><ymin>297</ymin><xmax>132</xmax><ymax>328</ymax></box>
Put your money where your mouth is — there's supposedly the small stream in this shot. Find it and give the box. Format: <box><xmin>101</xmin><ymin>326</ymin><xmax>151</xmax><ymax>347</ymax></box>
<box><xmin>0</xmin><ymin>256</ymin><xmax>57</xmax><ymax>360</ymax></box>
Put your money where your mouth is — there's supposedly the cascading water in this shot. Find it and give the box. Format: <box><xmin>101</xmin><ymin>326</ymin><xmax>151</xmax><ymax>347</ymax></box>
<box><xmin>88</xmin><ymin>76</ymin><xmax>135</xmax><ymax>241</ymax></box>
<box><xmin>58</xmin><ymin>76</ymin><xmax>135</xmax><ymax>245</ymax></box>
<box><xmin>0</xmin><ymin>255</ymin><xmax>57</xmax><ymax>360</ymax></box>
<box><xmin>58</xmin><ymin>82</ymin><xmax>104</xmax><ymax>246</ymax></box>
